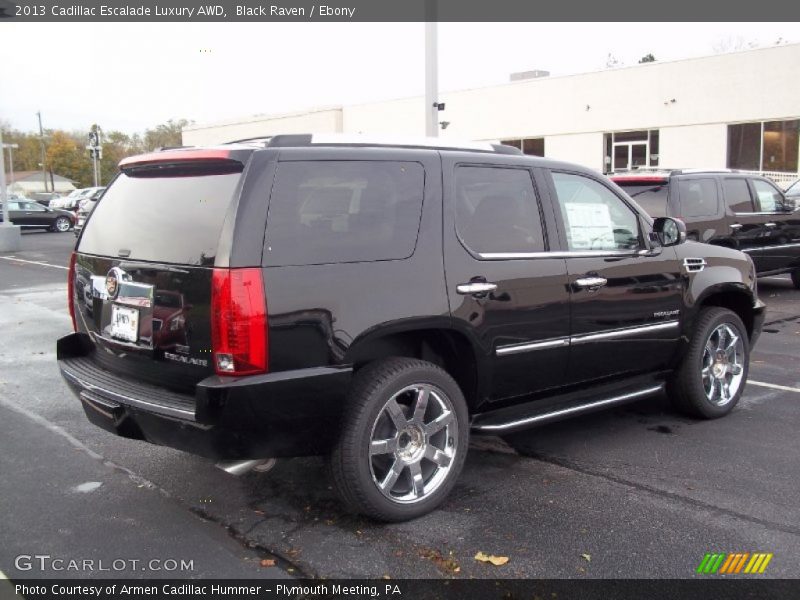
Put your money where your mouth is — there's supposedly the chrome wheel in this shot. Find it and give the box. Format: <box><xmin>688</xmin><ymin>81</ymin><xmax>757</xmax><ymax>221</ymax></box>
<box><xmin>701</xmin><ymin>323</ymin><xmax>745</xmax><ymax>406</ymax></box>
<box><xmin>55</xmin><ymin>217</ymin><xmax>71</xmax><ymax>232</ymax></box>
<box><xmin>368</xmin><ymin>383</ymin><xmax>458</xmax><ymax>504</ymax></box>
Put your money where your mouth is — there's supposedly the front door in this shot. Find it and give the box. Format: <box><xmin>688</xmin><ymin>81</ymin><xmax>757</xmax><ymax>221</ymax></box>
<box><xmin>546</xmin><ymin>170</ymin><xmax>684</xmax><ymax>383</ymax></box>
<box><xmin>442</xmin><ymin>155</ymin><xmax>570</xmax><ymax>404</ymax></box>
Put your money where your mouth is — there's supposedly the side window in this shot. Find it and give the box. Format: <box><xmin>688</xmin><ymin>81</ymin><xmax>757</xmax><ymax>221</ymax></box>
<box><xmin>677</xmin><ymin>178</ymin><xmax>719</xmax><ymax>218</ymax></box>
<box><xmin>454</xmin><ymin>166</ymin><xmax>544</xmax><ymax>254</ymax></box>
<box><xmin>23</xmin><ymin>202</ymin><xmax>45</xmax><ymax>211</ymax></box>
<box><xmin>723</xmin><ymin>179</ymin><xmax>754</xmax><ymax>213</ymax></box>
<box><xmin>552</xmin><ymin>172</ymin><xmax>641</xmax><ymax>251</ymax></box>
<box><xmin>752</xmin><ymin>179</ymin><xmax>783</xmax><ymax>213</ymax></box>
<box><xmin>265</xmin><ymin>161</ymin><xmax>424</xmax><ymax>266</ymax></box>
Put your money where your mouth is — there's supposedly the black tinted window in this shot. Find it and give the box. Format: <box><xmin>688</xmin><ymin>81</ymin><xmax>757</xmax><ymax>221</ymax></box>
<box><xmin>265</xmin><ymin>161</ymin><xmax>424</xmax><ymax>266</ymax></box>
<box><xmin>677</xmin><ymin>178</ymin><xmax>719</xmax><ymax>218</ymax></box>
<box><xmin>723</xmin><ymin>178</ymin><xmax>753</xmax><ymax>213</ymax></box>
<box><xmin>79</xmin><ymin>166</ymin><xmax>242</xmax><ymax>265</ymax></box>
<box><xmin>615</xmin><ymin>182</ymin><xmax>668</xmax><ymax>217</ymax></box>
<box><xmin>455</xmin><ymin>166</ymin><xmax>544</xmax><ymax>254</ymax></box>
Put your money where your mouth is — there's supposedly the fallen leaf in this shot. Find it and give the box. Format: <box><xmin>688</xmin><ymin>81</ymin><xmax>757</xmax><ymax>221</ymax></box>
<box><xmin>581</xmin><ymin>553</ymin><xmax>591</xmax><ymax>562</ymax></box>
<box><xmin>260</xmin><ymin>559</ymin><xmax>275</xmax><ymax>567</ymax></box>
<box><xmin>475</xmin><ymin>551</ymin><xmax>509</xmax><ymax>566</ymax></box>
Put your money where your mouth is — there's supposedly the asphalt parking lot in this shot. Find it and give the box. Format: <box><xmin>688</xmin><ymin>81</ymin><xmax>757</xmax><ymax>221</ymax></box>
<box><xmin>1</xmin><ymin>231</ymin><xmax>799</xmax><ymax>580</ymax></box>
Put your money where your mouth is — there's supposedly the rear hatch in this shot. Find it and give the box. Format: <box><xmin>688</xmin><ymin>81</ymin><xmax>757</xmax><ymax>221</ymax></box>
<box><xmin>611</xmin><ymin>174</ymin><xmax>670</xmax><ymax>218</ymax></box>
<box><xmin>72</xmin><ymin>149</ymin><xmax>252</xmax><ymax>392</ymax></box>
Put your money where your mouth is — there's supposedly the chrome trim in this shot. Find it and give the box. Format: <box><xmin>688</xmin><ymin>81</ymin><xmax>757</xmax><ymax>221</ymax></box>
<box><xmin>479</xmin><ymin>250</ymin><xmax>639</xmax><ymax>260</ymax></box>
<box><xmin>472</xmin><ymin>384</ymin><xmax>664</xmax><ymax>432</ymax></box>
<box><xmin>62</xmin><ymin>367</ymin><xmax>195</xmax><ymax>421</ymax></box>
<box><xmin>496</xmin><ymin>338</ymin><xmax>569</xmax><ymax>356</ymax></box>
<box><xmin>742</xmin><ymin>242</ymin><xmax>800</xmax><ymax>253</ymax></box>
<box><xmin>730</xmin><ymin>223</ymin><xmax>743</xmax><ymax>230</ymax></box>
<box><xmin>764</xmin><ymin>222</ymin><xmax>777</xmax><ymax>228</ymax></box>
<box><xmin>571</xmin><ymin>320</ymin><xmax>679</xmax><ymax>344</ymax></box>
<box><xmin>683</xmin><ymin>257</ymin><xmax>707</xmax><ymax>273</ymax></box>
<box><xmin>734</xmin><ymin>212</ymin><xmax>790</xmax><ymax>216</ymax></box>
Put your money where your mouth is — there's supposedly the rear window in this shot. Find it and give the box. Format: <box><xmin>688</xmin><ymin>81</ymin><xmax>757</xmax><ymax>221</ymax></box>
<box><xmin>677</xmin><ymin>178</ymin><xmax>719</xmax><ymax>218</ymax></box>
<box><xmin>264</xmin><ymin>161</ymin><xmax>424</xmax><ymax>266</ymax></box>
<box><xmin>78</xmin><ymin>164</ymin><xmax>242</xmax><ymax>265</ymax></box>
<box><xmin>615</xmin><ymin>182</ymin><xmax>668</xmax><ymax>217</ymax></box>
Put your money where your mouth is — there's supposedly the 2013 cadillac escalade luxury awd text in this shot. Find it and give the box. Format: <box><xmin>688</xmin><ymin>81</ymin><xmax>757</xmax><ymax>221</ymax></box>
<box><xmin>58</xmin><ymin>135</ymin><xmax>765</xmax><ymax>521</ymax></box>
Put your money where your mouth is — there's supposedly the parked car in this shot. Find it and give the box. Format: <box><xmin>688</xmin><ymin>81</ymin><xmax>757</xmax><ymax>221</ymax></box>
<box><xmin>53</xmin><ymin>187</ymin><xmax>105</xmax><ymax>213</ymax></box>
<box><xmin>0</xmin><ymin>199</ymin><xmax>75</xmax><ymax>232</ymax></box>
<box><xmin>58</xmin><ymin>136</ymin><xmax>764</xmax><ymax>521</ymax></box>
<box><xmin>29</xmin><ymin>192</ymin><xmax>63</xmax><ymax>207</ymax></box>
<box><xmin>785</xmin><ymin>178</ymin><xmax>800</xmax><ymax>201</ymax></box>
<box><xmin>73</xmin><ymin>187</ymin><xmax>106</xmax><ymax>237</ymax></box>
<box><xmin>611</xmin><ymin>170</ymin><xmax>800</xmax><ymax>288</ymax></box>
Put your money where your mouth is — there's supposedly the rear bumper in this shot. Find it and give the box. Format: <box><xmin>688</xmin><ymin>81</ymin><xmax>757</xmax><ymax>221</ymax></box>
<box><xmin>57</xmin><ymin>333</ymin><xmax>352</xmax><ymax>460</ymax></box>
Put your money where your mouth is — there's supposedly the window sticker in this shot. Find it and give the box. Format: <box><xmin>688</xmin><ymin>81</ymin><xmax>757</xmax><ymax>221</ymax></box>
<box><xmin>565</xmin><ymin>202</ymin><xmax>614</xmax><ymax>249</ymax></box>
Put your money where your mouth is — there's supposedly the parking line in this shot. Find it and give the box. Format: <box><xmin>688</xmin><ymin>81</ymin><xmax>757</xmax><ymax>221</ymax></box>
<box><xmin>0</xmin><ymin>256</ymin><xmax>68</xmax><ymax>270</ymax></box>
<box><xmin>749</xmin><ymin>380</ymin><xmax>800</xmax><ymax>394</ymax></box>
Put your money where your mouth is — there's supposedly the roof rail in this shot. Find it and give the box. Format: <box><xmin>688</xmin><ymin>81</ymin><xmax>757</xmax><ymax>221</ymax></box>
<box><xmin>224</xmin><ymin>133</ymin><xmax>523</xmax><ymax>155</ymax></box>
<box><xmin>223</xmin><ymin>136</ymin><xmax>274</xmax><ymax>146</ymax></box>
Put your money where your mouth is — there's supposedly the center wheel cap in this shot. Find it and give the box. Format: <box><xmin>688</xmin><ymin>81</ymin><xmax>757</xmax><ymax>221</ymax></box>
<box><xmin>397</xmin><ymin>426</ymin><xmax>425</xmax><ymax>461</ymax></box>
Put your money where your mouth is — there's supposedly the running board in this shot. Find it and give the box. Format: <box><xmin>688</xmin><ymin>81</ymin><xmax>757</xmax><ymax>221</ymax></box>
<box><xmin>471</xmin><ymin>383</ymin><xmax>665</xmax><ymax>434</ymax></box>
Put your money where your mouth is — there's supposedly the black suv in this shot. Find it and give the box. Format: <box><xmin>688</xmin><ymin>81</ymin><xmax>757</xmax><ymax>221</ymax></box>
<box><xmin>611</xmin><ymin>170</ymin><xmax>800</xmax><ymax>287</ymax></box>
<box><xmin>58</xmin><ymin>136</ymin><xmax>765</xmax><ymax>521</ymax></box>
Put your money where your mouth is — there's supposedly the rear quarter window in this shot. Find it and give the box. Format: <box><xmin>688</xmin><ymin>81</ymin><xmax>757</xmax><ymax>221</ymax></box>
<box><xmin>264</xmin><ymin>161</ymin><xmax>424</xmax><ymax>266</ymax></box>
<box><xmin>676</xmin><ymin>178</ymin><xmax>719</xmax><ymax>218</ymax></box>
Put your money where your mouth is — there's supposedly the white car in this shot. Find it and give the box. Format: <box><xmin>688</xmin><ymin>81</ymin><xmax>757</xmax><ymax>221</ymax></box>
<box><xmin>53</xmin><ymin>187</ymin><xmax>104</xmax><ymax>211</ymax></box>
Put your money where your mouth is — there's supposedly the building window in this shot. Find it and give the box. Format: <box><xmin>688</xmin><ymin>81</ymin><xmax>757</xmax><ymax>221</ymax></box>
<box><xmin>500</xmin><ymin>137</ymin><xmax>545</xmax><ymax>157</ymax></box>
<box><xmin>727</xmin><ymin>120</ymin><xmax>800</xmax><ymax>173</ymax></box>
<box><xmin>603</xmin><ymin>130</ymin><xmax>659</xmax><ymax>173</ymax></box>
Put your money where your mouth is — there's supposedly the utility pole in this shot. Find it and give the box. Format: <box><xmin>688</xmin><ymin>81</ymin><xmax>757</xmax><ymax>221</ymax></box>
<box><xmin>37</xmin><ymin>111</ymin><xmax>47</xmax><ymax>192</ymax></box>
<box><xmin>87</xmin><ymin>128</ymin><xmax>102</xmax><ymax>187</ymax></box>
<box><xmin>0</xmin><ymin>128</ymin><xmax>21</xmax><ymax>251</ymax></box>
<box><xmin>1</xmin><ymin>142</ymin><xmax>18</xmax><ymax>191</ymax></box>
<box><xmin>424</xmin><ymin>0</ymin><xmax>440</xmax><ymax>137</ymax></box>
<box><xmin>1</xmin><ymin>129</ymin><xmax>10</xmax><ymax>225</ymax></box>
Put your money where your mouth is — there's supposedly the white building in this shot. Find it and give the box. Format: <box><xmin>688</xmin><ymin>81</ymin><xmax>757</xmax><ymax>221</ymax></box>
<box><xmin>183</xmin><ymin>43</ymin><xmax>800</xmax><ymax>186</ymax></box>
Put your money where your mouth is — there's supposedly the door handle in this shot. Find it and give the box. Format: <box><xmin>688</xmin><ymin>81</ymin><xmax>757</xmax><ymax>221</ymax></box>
<box><xmin>764</xmin><ymin>222</ymin><xmax>777</xmax><ymax>228</ymax></box>
<box><xmin>574</xmin><ymin>276</ymin><xmax>608</xmax><ymax>291</ymax></box>
<box><xmin>730</xmin><ymin>223</ymin><xmax>743</xmax><ymax>230</ymax></box>
<box><xmin>456</xmin><ymin>282</ymin><xmax>498</xmax><ymax>295</ymax></box>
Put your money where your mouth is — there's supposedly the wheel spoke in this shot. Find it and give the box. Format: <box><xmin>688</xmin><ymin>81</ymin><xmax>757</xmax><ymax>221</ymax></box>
<box><xmin>384</xmin><ymin>398</ymin><xmax>408</xmax><ymax>432</ymax></box>
<box><xmin>715</xmin><ymin>328</ymin><xmax>727</xmax><ymax>352</ymax></box>
<box><xmin>721</xmin><ymin>381</ymin><xmax>731</xmax><ymax>402</ymax></box>
<box><xmin>725</xmin><ymin>334</ymin><xmax>740</xmax><ymax>354</ymax></box>
<box><xmin>424</xmin><ymin>410</ymin><xmax>453</xmax><ymax>436</ymax></box>
<box><xmin>370</xmin><ymin>438</ymin><xmax>397</xmax><ymax>455</ymax></box>
<box><xmin>408</xmin><ymin>461</ymin><xmax>425</xmax><ymax>498</ymax></box>
<box><xmin>730</xmin><ymin>363</ymin><xmax>743</xmax><ymax>376</ymax></box>
<box><xmin>411</xmin><ymin>388</ymin><xmax>430</xmax><ymax>425</ymax></box>
<box><xmin>380</xmin><ymin>459</ymin><xmax>404</xmax><ymax>492</ymax></box>
<box><xmin>424</xmin><ymin>445</ymin><xmax>452</xmax><ymax>468</ymax></box>
<box><xmin>701</xmin><ymin>366</ymin><xmax>711</xmax><ymax>377</ymax></box>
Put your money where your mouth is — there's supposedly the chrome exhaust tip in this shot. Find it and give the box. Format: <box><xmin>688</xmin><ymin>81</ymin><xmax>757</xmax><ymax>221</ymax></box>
<box><xmin>215</xmin><ymin>458</ymin><xmax>277</xmax><ymax>476</ymax></box>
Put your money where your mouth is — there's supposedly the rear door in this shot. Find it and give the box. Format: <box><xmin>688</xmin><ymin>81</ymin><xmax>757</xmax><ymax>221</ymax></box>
<box><xmin>442</xmin><ymin>153</ymin><xmax>570</xmax><ymax>403</ymax></box>
<box><xmin>722</xmin><ymin>176</ymin><xmax>783</xmax><ymax>272</ymax></box>
<box><xmin>546</xmin><ymin>170</ymin><xmax>684</xmax><ymax>383</ymax></box>
<box><xmin>673</xmin><ymin>177</ymin><xmax>725</xmax><ymax>244</ymax></box>
<box><xmin>747</xmin><ymin>178</ymin><xmax>800</xmax><ymax>273</ymax></box>
<box><xmin>73</xmin><ymin>153</ymin><xmax>250</xmax><ymax>392</ymax></box>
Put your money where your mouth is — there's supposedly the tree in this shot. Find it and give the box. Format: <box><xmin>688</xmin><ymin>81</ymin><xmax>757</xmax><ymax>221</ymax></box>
<box><xmin>605</xmin><ymin>53</ymin><xmax>623</xmax><ymax>69</ymax></box>
<box><xmin>712</xmin><ymin>36</ymin><xmax>758</xmax><ymax>54</ymax></box>
<box><xmin>638</xmin><ymin>53</ymin><xmax>656</xmax><ymax>64</ymax></box>
<box><xmin>143</xmin><ymin>118</ymin><xmax>193</xmax><ymax>151</ymax></box>
<box><xmin>46</xmin><ymin>131</ymin><xmax>93</xmax><ymax>187</ymax></box>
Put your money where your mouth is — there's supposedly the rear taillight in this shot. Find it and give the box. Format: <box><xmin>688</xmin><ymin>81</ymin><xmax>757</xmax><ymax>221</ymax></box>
<box><xmin>68</xmin><ymin>252</ymin><xmax>77</xmax><ymax>331</ymax></box>
<box><xmin>211</xmin><ymin>268</ymin><xmax>268</xmax><ymax>376</ymax></box>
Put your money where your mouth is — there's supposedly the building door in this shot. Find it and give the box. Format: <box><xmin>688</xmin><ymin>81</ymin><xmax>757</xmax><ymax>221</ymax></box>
<box><xmin>613</xmin><ymin>142</ymin><xmax>648</xmax><ymax>171</ymax></box>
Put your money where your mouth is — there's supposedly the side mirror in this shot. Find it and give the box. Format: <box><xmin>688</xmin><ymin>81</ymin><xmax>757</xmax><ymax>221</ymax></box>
<box><xmin>652</xmin><ymin>217</ymin><xmax>686</xmax><ymax>247</ymax></box>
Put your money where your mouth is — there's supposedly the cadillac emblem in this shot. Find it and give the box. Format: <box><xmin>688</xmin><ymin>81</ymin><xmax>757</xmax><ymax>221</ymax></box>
<box><xmin>105</xmin><ymin>267</ymin><xmax>126</xmax><ymax>299</ymax></box>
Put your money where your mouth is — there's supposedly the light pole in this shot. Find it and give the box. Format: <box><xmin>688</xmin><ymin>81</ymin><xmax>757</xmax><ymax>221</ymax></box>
<box><xmin>37</xmin><ymin>111</ymin><xmax>47</xmax><ymax>193</ymax></box>
<box><xmin>0</xmin><ymin>129</ymin><xmax>9</xmax><ymax>225</ymax></box>
<box><xmin>425</xmin><ymin>20</ymin><xmax>439</xmax><ymax>137</ymax></box>
<box><xmin>0</xmin><ymin>128</ymin><xmax>22</xmax><ymax>251</ymax></box>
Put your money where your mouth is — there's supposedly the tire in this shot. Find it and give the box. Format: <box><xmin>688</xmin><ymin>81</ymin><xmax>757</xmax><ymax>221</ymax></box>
<box><xmin>667</xmin><ymin>307</ymin><xmax>749</xmax><ymax>419</ymax></box>
<box><xmin>329</xmin><ymin>357</ymin><xmax>469</xmax><ymax>522</ymax></box>
<box><xmin>791</xmin><ymin>268</ymin><xmax>800</xmax><ymax>290</ymax></box>
<box><xmin>53</xmin><ymin>216</ymin><xmax>71</xmax><ymax>233</ymax></box>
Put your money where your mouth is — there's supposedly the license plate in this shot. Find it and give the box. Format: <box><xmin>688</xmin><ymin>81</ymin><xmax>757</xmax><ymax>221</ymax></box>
<box><xmin>111</xmin><ymin>305</ymin><xmax>139</xmax><ymax>342</ymax></box>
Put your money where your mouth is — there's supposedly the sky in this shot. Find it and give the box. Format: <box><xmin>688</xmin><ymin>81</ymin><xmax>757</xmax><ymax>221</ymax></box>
<box><xmin>0</xmin><ymin>22</ymin><xmax>796</xmax><ymax>135</ymax></box>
